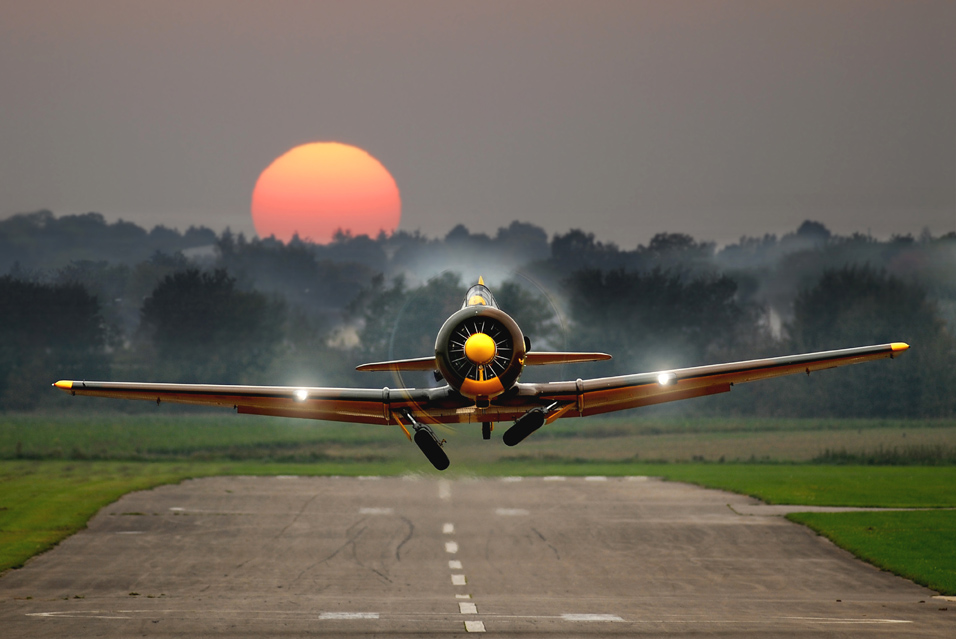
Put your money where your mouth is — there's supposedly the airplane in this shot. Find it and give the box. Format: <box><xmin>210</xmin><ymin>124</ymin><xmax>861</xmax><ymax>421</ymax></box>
<box><xmin>54</xmin><ymin>278</ymin><xmax>909</xmax><ymax>470</ymax></box>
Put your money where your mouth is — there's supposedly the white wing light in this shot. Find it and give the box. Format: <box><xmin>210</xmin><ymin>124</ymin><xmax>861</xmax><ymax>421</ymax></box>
<box><xmin>294</xmin><ymin>389</ymin><xmax>309</xmax><ymax>401</ymax></box>
<box><xmin>657</xmin><ymin>373</ymin><xmax>676</xmax><ymax>386</ymax></box>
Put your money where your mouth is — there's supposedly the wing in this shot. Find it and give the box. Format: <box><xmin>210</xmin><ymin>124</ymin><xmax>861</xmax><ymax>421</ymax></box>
<box><xmin>513</xmin><ymin>342</ymin><xmax>909</xmax><ymax>418</ymax></box>
<box><xmin>52</xmin><ymin>380</ymin><xmax>470</xmax><ymax>426</ymax></box>
<box><xmin>55</xmin><ymin>343</ymin><xmax>908</xmax><ymax>426</ymax></box>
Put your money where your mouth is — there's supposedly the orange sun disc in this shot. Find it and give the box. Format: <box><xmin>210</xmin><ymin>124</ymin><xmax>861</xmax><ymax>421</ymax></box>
<box><xmin>251</xmin><ymin>142</ymin><xmax>401</xmax><ymax>244</ymax></box>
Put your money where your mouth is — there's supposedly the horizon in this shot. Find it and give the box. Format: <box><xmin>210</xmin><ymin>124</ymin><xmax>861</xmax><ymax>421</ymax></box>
<box><xmin>1</xmin><ymin>207</ymin><xmax>947</xmax><ymax>251</ymax></box>
<box><xmin>2</xmin><ymin>1</ymin><xmax>953</xmax><ymax>247</ymax></box>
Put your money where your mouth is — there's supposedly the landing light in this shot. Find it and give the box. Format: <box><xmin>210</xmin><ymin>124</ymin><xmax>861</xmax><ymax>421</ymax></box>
<box><xmin>294</xmin><ymin>389</ymin><xmax>309</xmax><ymax>401</ymax></box>
<box><xmin>658</xmin><ymin>373</ymin><xmax>676</xmax><ymax>386</ymax></box>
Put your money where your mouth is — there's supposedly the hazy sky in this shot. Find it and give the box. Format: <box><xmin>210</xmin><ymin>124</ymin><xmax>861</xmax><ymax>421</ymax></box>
<box><xmin>2</xmin><ymin>1</ymin><xmax>953</xmax><ymax>247</ymax></box>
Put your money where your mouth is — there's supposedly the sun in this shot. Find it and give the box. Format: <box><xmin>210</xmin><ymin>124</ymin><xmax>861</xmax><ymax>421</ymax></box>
<box><xmin>251</xmin><ymin>142</ymin><xmax>401</xmax><ymax>244</ymax></box>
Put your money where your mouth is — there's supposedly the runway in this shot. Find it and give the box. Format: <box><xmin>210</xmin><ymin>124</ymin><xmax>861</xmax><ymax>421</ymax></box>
<box><xmin>0</xmin><ymin>475</ymin><xmax>950</xmax><ymax>637</ymax></box>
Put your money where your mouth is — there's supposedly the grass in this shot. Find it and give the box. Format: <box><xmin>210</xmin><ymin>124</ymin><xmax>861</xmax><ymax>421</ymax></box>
<box><xmin>789</xmin><ymin>511</ymin><xmax>956</xmax><ymax>595</ymax></box>
<box><xmin>4</xmin><ymin>412</ymin><xmax>956</xmax><ymax>465</ymax></box>
<box><xmin>643</xmin><ymin>464</ymin><xmax>956</xmax><ymax>507</ymax></box>
<box><xmin>1</xmin><ymin>412</ymin><xmax>955</xmax><ymax>595</ymax></box>
<box><xmin>0</xmin><ymin>412</ymin><xmax>401</xmax><ymax>461</ymax></box>
<box><xmin>0</xmin><ymin>461</ymin><xmax>211</xmax><ymax>573</ymax></box>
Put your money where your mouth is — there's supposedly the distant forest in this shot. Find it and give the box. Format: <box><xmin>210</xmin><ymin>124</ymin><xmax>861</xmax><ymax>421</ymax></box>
<box><xmin>3</xmin><ymin>209</ymin><xmax>955</xmax><ymax>417</ymax></box>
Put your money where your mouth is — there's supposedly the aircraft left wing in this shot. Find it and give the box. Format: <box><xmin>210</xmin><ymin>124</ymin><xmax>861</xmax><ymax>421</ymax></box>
<box><xmin>514</xmin><ymin>342</ymin><xmax>910</xmax><ymax>417</ymax></box>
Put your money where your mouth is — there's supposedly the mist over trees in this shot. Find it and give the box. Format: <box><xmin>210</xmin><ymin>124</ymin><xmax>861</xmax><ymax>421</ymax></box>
<box><xmin>564</xmin><ymin>268</ymin><xmax>751</xmax><ymax>377</ymax></box>
<box><xmin>3</xmin><ymin>209</ymin><xmax>955</xmax><ymax>417</ymax></box>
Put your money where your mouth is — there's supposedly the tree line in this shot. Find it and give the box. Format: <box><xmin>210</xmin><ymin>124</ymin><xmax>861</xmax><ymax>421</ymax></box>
<box><xmin>2</xmin><ymin>211</ymin><xmax>955</xmax><ymax>416</ymax></box>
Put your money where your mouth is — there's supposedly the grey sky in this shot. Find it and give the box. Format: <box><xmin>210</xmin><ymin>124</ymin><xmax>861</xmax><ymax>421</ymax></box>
<box><xmin>1</xmin><ymin>1</ymin><xmax>953</xmax><ymax>248</ymax></box>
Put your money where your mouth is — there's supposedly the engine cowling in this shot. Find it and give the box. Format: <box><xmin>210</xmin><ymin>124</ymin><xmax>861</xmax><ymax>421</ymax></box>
<box><xmin>435</xmin><ymin>306</ymin><xmax>527</xmax><ymax>401</ymax></box>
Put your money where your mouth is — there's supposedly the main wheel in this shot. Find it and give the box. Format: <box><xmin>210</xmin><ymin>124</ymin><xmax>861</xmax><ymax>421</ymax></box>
<box><xmin>502</xmin><ymin>410</ymin><xmax>546</xmax><ymax>447</ymax></box>
<box><xmin>414</xmin><ymin>429</ymin><xmax>450</xmax><ymax>471</ymax></box>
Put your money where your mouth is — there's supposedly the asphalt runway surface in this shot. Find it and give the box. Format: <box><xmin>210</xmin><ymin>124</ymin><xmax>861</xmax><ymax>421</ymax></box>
<box><xmin>0</xmin><ymin>475</ymin><xmax>952</xmax><ymax>637</ymax></box>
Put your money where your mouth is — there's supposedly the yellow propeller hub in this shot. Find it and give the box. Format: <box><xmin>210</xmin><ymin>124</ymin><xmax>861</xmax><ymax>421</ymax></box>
<box><xmin>463</xmin><ymin>332</ymin><xmax>497</xmax><ymax>365</ymax></box>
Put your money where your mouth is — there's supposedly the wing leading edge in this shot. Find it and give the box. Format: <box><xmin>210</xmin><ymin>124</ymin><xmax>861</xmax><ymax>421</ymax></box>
<box><xmin>517</xmin><ymin>342</ymin><xmax>910</xmax><ymax>417</ymax></box>
<box><xmin>52</xmin><ymin>380</ymin><xmax>455</xmax><ymax>426</ymax></box>
<box><xmin>54</xmin><ymin>343</ymin><xmax>907</xmax><ymax>425</ymax></box>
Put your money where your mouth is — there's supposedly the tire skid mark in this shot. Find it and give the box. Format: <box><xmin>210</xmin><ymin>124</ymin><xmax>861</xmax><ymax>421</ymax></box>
<box><xmin>273</xmin><ymin>492</ymin><xmax>321</xmax><ymax>540</ymax></box>
<box><xmin>395</xmin><ymin>516</ymin><xmax>415</xmax><ymax>562</ymax></box>
<box><xmin>531</xmin><ymin>527</ymin><xmax>560</xmax><ymax>560</ymax></box>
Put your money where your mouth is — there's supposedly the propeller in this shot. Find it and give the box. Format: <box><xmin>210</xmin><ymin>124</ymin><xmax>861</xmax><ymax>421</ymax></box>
<box><xmin>447</xmin><ymin>316</ymin><xmax>514</xmax><ymax>381</ymax></box>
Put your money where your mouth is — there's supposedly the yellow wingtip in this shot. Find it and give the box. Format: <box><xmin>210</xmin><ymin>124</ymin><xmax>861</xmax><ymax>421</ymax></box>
<box><xmin>890</xmin><ymin>342</ymin><xmax>909</xmax><ymax>352</ymax></box>
<box><xmin>54</xmin><ymin>380</ymin><xmax>73</xmax><ymax>390</ymax></box>
<box><xmin>478</xmin><ymin>275</ymin><xmax>484</xmax><ymax>286</ymax></box>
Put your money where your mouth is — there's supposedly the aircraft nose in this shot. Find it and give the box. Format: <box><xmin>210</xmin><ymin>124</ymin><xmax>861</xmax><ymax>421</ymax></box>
<box><xmin>464</xmin><ymin>332</ymin><xmax>497</xmax><ymax>365</ymax></box>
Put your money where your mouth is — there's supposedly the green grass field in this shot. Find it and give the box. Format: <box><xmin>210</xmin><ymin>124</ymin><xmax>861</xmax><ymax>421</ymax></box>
<box><xmin>647</xmin><ymin>464</ymin><xmax>956</xmax><ymax>507</ymax></box>
<box><xmin>1</xmin><ymin>412</ymin><xmax>955</xmax><ymax>595</ymax></box>
<box><xmin>788</xmin><ymin>511</ymin><xmax>956</xmax><ymax>596</ymax></box>
<box><xmin>4</xmin><ymin>412</ymin><xmax>955</xmax><ymax>464</ymax></box>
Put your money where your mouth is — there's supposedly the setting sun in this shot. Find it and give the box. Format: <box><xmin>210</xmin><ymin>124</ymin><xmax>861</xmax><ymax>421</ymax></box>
<box><xmin>251</xmin><ymin>142</ymin><xmax>401</xmax><ymax>244</ymax></box>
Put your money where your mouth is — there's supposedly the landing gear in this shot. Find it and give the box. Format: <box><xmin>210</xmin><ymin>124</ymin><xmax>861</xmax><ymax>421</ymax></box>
<box><xmin>502</xmin><ymin>403</ymin><xmax>558</xmax><ymax>447</ymax></box>
<box><xmin>502</xmin><ymin>410</ymin><xmax>545</xmax><ymax>446</ymax></box>
<box><xmin>482</xmin><ymin>421</ymin><xmax>493</xmax><ymax>440</ymax></box>
<box><xmin>403</xmin><ymin>410</ymin><xmax>450</xmax><ymax>471</ymax></box>
<box><xmin>414</xmin><ymin>428</ymin><xmax>450</xmax><ymax>471</ymax></box>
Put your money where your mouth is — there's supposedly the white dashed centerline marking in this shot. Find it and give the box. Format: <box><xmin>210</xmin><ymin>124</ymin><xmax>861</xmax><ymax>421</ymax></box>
<box><xmin>501</xmin><ymin>476</ymin><xmax>522</xmax><ymax>482</ymax></box>
<box><xmin>358</xmin><ymin>507</ymin><xmax>393</xmax><ymax>515</ymax></box>
<box><xmin>542</xmin><ymin>476</ymin><xmax>566</xmax><ymax>481</ymax></box>
<box><xmin>584</xmin><ymin>476</ymin><xmax>608</xmax><ymax>482</ymax></box>
<box><xmin>495</xmin><ymin>508</ymin><xmax>529</xmax><ymax>516</ymax></box>
<box><xmin>442</xmin><ymin>514</ymin><xmax>481</xmax><ymax>632</ymax></box>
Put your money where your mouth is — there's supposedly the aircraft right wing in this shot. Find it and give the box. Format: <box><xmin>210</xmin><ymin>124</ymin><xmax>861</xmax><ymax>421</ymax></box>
<box><xmin>52</xmin><ymin>380</ymin><xmax>461</xmax><ymax>426</ymax></box>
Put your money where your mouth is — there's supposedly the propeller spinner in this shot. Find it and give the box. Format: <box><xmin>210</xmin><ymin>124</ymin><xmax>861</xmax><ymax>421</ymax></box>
<box><xmin>449</xmin><ymin>316</ymin><xmax>514</xmax><ymax>382</ymax></box>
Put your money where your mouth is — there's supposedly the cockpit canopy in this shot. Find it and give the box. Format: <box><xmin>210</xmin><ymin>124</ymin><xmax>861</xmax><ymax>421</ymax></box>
<box><xmin>461</xmin><ymin>282</ymin><xmax>498</xmax><ymax>309</ymax></box>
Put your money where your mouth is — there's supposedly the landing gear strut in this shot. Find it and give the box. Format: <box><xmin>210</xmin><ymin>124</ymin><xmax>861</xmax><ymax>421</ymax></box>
<box><xmin>403</xmin><ymin>410</ymin><xmax>450</xmax><ymax>471</ymax></box>
<box><xmin>482</xmin><ymin>421</ymin><xmax>493</xmax><ymax>440</ymax></box>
